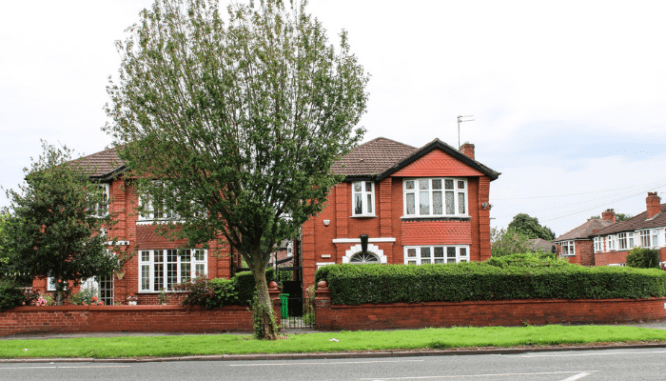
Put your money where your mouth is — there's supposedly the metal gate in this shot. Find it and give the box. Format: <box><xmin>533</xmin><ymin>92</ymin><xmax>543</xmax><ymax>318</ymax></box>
<box><xmin>279</xmin><ymin>280</ymin><xmax>314</xmax><ymax>329</ymax></box>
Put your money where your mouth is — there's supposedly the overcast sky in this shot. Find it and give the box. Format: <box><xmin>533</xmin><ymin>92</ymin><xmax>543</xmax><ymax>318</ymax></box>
<box><xmin>2</xmin><ymin>0</ymin><xmax>666</xmax><ymax>237</ymax></box>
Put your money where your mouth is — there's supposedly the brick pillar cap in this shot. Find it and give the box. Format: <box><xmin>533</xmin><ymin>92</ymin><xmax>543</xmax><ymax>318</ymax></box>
<box><xmin>317</xmin><ymin>280</ymin><xmax>328</xmax><ymax>289</ymax></box>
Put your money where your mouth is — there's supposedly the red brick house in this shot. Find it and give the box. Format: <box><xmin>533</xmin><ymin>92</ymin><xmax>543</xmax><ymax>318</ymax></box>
<box><xmin>590</xmin><ymin>192</ymin><xmax>666</xmax><ymax>266</ymax></box>
<box><xmin>299</xmin><ymin>137</ymin><xmax>500</xmax><ymax>289</ymax></box>
<box><xmin>554</xmin><ymin>192</ymin><xmax>666</xmax><ymax>266</ymax></box>
<box><xmin>32</xmin><ymin>137</ymin><xmax>500</xmax><ymax>303</ymax></box>
<box><xmin>552</xmin><ymin>209</ymin><xmax>615</xmax><ymax>266</ymax></box>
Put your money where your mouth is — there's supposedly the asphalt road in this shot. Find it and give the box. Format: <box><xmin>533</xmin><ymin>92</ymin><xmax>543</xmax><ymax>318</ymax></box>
<box><xmin>2</xmin><ymin>347</ymin><xmax>666</xmax><ymax>381</ymax></box>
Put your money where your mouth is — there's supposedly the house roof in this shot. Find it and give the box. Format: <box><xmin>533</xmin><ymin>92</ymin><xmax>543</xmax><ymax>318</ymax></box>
<box><xmin>332</xmin><ymin>137</ymin><xmax>501</xmax><ymax>181</ymax></box>
<box><xmin>590</xmin><ymin>204</ymin><xmax>666</xmax><ymax>236</ymax></box>
<box><xmin>528</xmin><ymin>238</ymin><xmax>556</xmax><ymax>253</ymax></box>
<box><xmin>72</xmin><ymin>147</ymin><xmax>126</xmax><ymax>179</ymax></box>
<box><xmin>331</xmin><ymin>137</ymin><xmax>418</xmax><ymax>177</ymax></box>
<box><xmin>75</xmin><ymin>137</ymin><xmax>501</xmax><ymax>182</ymax></box>
<box><xmin>554</xmin><ymin>218</ymin><xmax>615</xmax><ymax>242</ymax></box>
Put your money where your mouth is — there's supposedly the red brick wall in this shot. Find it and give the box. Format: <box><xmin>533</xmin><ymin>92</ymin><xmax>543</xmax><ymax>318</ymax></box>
<box><xmin>0</xmin><ymin>305</ymin><xmax>254</xmax><ymax>336</ymax></box>
<box><xmin>595</xmin><ymin>250</ymin><xmax>630</xmax><ymax>266</ymax></box>
<box><xmin>315</xmin><ymin>295</ymin><xmax>666</xmax><ymax>330</ymax></box>
<box><xmin>572</xmin><ymin>240</ymin><xmax>594</xmax><ymax>266</ymax></box>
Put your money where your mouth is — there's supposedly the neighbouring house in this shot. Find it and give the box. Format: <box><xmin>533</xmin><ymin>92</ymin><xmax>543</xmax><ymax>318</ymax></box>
<box><xmin>553</xmin><ymin>209</ymin><xmax>616</xmax><ymax>266</ymax></box>
<box><xmin>31</xmin><ymin>137</ymin><xmax>500</xmax><ymax>303</ymax></box>
<box><xmin>299</xmin><ymin>137</ymin><xmax>500</xmax><ymax>289</ymax></box>
<box><xmin>590</xmin><ymin>192</ymin><xmax>666</xmax><ymax>266</ymax></box>
<box><xmin>554</xmin><ymin>192</ymin><xmax>666</xmax><ymax>267</ymax></box>
<box><xmin>527</xmin><ymin>238</ymin><xmax>557</xmax><ymax>254</ymax></box>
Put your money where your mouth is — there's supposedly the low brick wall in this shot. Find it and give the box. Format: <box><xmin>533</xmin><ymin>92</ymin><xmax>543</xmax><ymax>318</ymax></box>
<box><xmin>314</xmin><ymin>286</ymin><xmax>666</xmax><ymax>330</ymax></box>
<box><xmin>0</xmin><ymin>305</ymin><xmax>254</xmax><ymax>336</ymax></box>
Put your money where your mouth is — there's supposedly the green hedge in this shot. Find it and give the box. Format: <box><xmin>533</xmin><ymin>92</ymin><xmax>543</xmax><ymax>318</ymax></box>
<box><xmin>314</xmin><ymin>256</ymin><xmax>666</xmax><ymax>305</ymax></box>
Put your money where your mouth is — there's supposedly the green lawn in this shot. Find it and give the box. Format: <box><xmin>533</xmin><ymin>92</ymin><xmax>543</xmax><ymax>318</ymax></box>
<box><xmin>2</xmin><ymin>325</ymin><xmax>665</xmax><ymax>359</ymax></box>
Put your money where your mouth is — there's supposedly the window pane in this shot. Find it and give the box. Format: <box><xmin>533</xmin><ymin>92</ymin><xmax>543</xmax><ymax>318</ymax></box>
<box><xmin>154</xmin><ymin>263</ymin><xmax>164</xmax><ymax>291</ymax></box>
<box><xmin>419</xmin><ymin>179</ymin><xmax>429</xmax><ymax>190</ymax></box>
<box><xmin>457</xmin><ymin>180</ymin><xmax>465</xmax><ymax>189</ymax></box>
<box><xmin>432</xmin><ymin>179</ymin><xmax>442</xmax><ymax>190</ymax></box>
<box><xmin>447</xmin><ymin>247</ymin><xmax>456</xmax><ymax>258</ymax></box>
<box><xmin>434</xmin><ymin>259</ymin><xmax>444</xmax><ymax>264</ymax></box>
<box><xmin>405</xmin><ymin>181</ymin><xmax>415</xmax><ymax>190</ymax></box>
<box><xmin>154</xmin><ymin>250</ymin><xmax>163</xmax><ymax>263</ymax></box>
<box><xmin>445</xmin><ymin>191</ymin><xmax>454</xmax><ymax>214</ymax></box>
<box><xmin>433</xmin><ymin>191</ymin><xmax>443</xmax><ymax>214</ymax></box>
<box><xmin>367</xmin><ymin>194</ymin><xmax>372</xmax><ymax>214</ymax></box>
<box><xmin>167</xmin><ymin>249</ymin><xmax>178</xmax><ymax>263</ymax></box>
<box><xmin>406</xmin><ymin>193</ymin><xmax>415</xmax><ymax>215</ymax></box>
<box><xmin>354</xmin><ymin>194</ymin><xmax>363</xmax><ymax>215</ymax></box>
<box><xmin>141</xmin><ymin>251</ymin><xmax>150</xmax><ymax>262</ymax></box>
<box><xmin>141</xmin><ymin>265</ymin><xmax>150</xmax><ymax>291</ymax></box>
<box><xmin>447</xmin><ymin>258</ymin><xmax>456</xmax><ymax>263</ymax></box>
<box><xmin>434</xmin><ymin>247</ymin><xmax>444</xmax><ymax>258</ymax></box>
<box><xmin>420</xmin><ymin>191</ymin><xmax>430</xmax><ymax>215</ymax></box>
<box><xmin>420</xmin><ymin>247</ymin><xmax>431</xmax><ymax>258</ymax></box>
<box><xmin>194</xmin><ymin>249</ymin><xmax>204</xmax><ymax>261</ymax></box>
<box><xmin>408</xmin><ymin>260</ymin><xmax>417</xmax><ymax>265</ymax></box>
<box><xmin>167</xmin><ymin>263</ymin><xmax>177</xmax><ymax>290</ymax></box>
<box><xmin>445</xmin><ymin>179</ymin><xmax>454</xmax><ymax>190</ymax></box>
<box><xmin>181</xmin><ymin>263</ymin><xmax>191</xmax><ymax>280</ymax></box>
<box><xmin>421</xmin><ymin>259</ymin><xmax>431</xmax><ymax>265</ymax></box>
<box><xmin>458</xmin><ymin>192</ymin><xmax>466</xmax><ymax>214</ymax></box>
<box><xmin>181</xmin><ymin>250</ymin><xmax>191</xmax><ymax>262</ymax></box>
<box><xmin>460</xmin><ymin>247</ymin><xmax>467</xmax><ymax>257</ymax></box>
<box><xmin>195</xmin><ymin>264</ymin><xmax>205</xmax><ymax>277</ymax></box>
<box><xmin>354</xmin><ymin>182</ymin><xmax>361</xmax><ymax>192</ymax></box>
<box><xmin>407</xmin><ymin>248</ymin><xmax>417</xmax><ymax>257</ymax></box>
<box><xmin>365</xmin><ymin>182</ymin><xmax>372</xmax><ymax>192</ymax></box>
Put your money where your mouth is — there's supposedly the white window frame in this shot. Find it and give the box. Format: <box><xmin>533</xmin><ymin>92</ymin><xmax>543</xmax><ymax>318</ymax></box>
<box><xmin>618</xmin><ymin>233</ymin><xmax>627</xmax><ymax>250</ymax></box>
<box><xmin>138</xmin><ymin>249</ymin><xmax>207</xmax><ymax>292</ymax></box>
<box><xmin>606</xmin><ymin>235</ymin><xmax>616</xmax><ymax>251</ymax></box>
<box><xmin>90</xmin><ymin>183</ymin><xmax>110</xmax><ymax>218</ymax></box>
<box><xmin>403</xmin><ymin>178</ymin><xmax>468</xmax><ymax>218</ymax></box>
<box><xmin>403</xmin><ymin>245</ymin><xmax>470</xmax><ymax>265</ymax></box>
<box><xmin>640</xmin><ymin>230</ymin><xmax>651</xmax><ymax>248</ymax></box>
<box><xmin>628</xmin><ymin>232</ymin><xmax>635</xmax><ymax>249</ymax></box>
<box><xmin>561</xmin><ymin>240</ymin><xmax>575</xmax><ymax>256</ymax></box>
<box><xmin>351</xmin><ymin>181</ymin><xmax>375</xmax><ymax>217</ymax></box>
<box><xmin>593</xmin><ymin>237</ymin><xmax>602</xmax><ymax>252</ymax></box>
<box><xmin>652</xmin><ymin>229</ymin><xmax>660</xmax><ymax>248</ymax></box>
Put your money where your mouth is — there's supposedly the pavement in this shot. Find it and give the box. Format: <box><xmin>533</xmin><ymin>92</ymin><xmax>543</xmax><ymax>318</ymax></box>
<box><xmin>2</xmin><ymin>321</ymin><xmax>666</xmax><ymax>363</ymax></box>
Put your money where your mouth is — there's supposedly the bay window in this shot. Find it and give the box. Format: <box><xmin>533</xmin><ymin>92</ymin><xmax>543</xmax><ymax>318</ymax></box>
<box><xmin>561</xmin><ymin>241</ymin><xmax>575</xmax><ymax>256</ymax></box>
<box><xmin>352</xmin><ymin>181</ymin><xmax>375</xmax><ymax>216</ymax></box>
<box><xmin>139</xmin><ymin>249</ymin><xmax>207</xmax><ymax>292</ymax></box>
<box><xmin>403</xmin><ymin>178</ymin><xmax>468</xmax><ymax>217</ymax></box>
<box><xmin>404</xmin><ymin>245</ymin><xmax>469</xmax><ymax>265</ymax></box>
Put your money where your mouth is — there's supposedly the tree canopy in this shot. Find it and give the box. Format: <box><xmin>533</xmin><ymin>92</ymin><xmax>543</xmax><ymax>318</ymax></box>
<box><xmin>105</xmin><ymin>0</ymin><xmax>368</xmax><ymax>339</ymax></box>
<box><xmin>507</xmin><ymin>213</ymin><xmax>555</xmax><ymax>241</ymax></box>
<box><xmin>2</xmin><ymin>142</ymin><xmax>130</xmax><ymax>304</ymax></box>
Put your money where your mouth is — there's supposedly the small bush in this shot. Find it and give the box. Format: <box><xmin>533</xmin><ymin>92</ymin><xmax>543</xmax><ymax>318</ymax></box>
<box><xmin>0</xmin><ymin>281</ymin><xmax>32</xmax><ymax>311</ymax></box>
<box><xmin>176</xmin><ymin>276</ymin><xmax>238</xmax><ymax>309</ymax></box>
<box><xmin>69</xmin><ymin>287</ymin><xmax>104</xmax><ymax>305</ymax></box>
<box><xmin>626</xmin><ymin>247</ymin><xmax>660</xmax><ymax>269</ymax></box>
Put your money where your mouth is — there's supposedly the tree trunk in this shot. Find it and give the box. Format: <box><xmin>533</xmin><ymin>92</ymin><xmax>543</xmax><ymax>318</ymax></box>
<box><xmin>252</xmin><ymin>259</ymin><xmax>277</xmax><ymax>340</ymax></box>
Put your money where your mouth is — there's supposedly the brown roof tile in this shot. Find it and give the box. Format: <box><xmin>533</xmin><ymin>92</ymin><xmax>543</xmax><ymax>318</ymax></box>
<box><xmin>591</xmin><ymin>204</ymin><xmax>666</xmax><ymax>236</ymax></box>
<box><xmin>71</xmin><ymin>147</ymin><xmax>126</xmax><ymax>178</ymax></box>
<box><xmin>331</xmin><ymin>137</ymin><xmax>418</xmax><ymax>177</ymax></box>
<box><xmin>554</xmin><ymin>218</ymin><xmax>615</xmax><ymax>242</ymax></box>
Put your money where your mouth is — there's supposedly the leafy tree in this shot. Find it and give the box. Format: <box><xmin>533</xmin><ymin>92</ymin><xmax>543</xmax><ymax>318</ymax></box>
<box><xmin>2</xmin><ymin>142</ymin><xmax>130</xmax><ymax>304</ymax></box>
<box><xmin>105</xmin><ymin>0</ymin><xmax>368</xmax><ymax>339</ymax></box>
<box><xmin>588</xmin><ymin>213</ymin><xmax>632</xmax><ymax>222</ymax></box>
<box><xmin>491</xmin><ymin>228</ymin><xmax>533</xmax><ymax>257</ymax></box>
<box><xmin>507</xmin><ymin>213</ymin><xmax>555</xmax><ymax>241</ymax></box>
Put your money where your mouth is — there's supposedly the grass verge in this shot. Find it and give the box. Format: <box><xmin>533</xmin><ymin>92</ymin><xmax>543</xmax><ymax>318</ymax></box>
<box><xmin>2</xmin><ymin>325</ymin><xmax>666</xmax><ymax>358</ymax></box>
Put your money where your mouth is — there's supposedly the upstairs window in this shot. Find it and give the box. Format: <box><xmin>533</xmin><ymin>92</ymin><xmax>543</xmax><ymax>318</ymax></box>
<box><xmin>352</xmin><ymin>181</ymin><xmax>375</xmax><ymax>217</ymax></box>
<box><xmin>403</xmin><ymin>178</ymin><xmax>468</xmax><ymax>217</ymax></box>
<box><xmin>90</xmin><ymin>183</ymin><xmax>110</xmax><ymax>217</ymax></box>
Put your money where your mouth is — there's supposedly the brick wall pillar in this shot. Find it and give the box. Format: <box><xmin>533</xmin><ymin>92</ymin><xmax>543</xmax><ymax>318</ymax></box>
<box><xmin>269</xmin><ymin>281</ymin><xmax>281</xmax><ymax>325</ymax></box>
<box><xmin>314</xmin><ymin>281</ymin><xmax>332</xmax><ymax>330</ymax></box>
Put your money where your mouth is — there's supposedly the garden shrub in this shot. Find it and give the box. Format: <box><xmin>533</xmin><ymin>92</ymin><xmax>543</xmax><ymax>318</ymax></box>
<box><xmin>176</xmin><ymin>276</ymin><xmax>238</xmax><ymax>309</ymax></box>
<box><xmin>314</xmin><ymin>257</ymin><xmax>666</xmax><ymax>305</ymax></box>
<box><xmin>235</xmin><ymin>269</ymin><xmax>277</xmax><ymax>305</ymax></box>
<box><xmin>0</xmin><ymin>281</ymin><xmax>32</xmax><ymax>311</ymax></box>
<box><xmin>626</xmin><ymin>247</ymin><xmax>660</xmax><ymax>269</ymax></box>
<box><xmin>69</xmin><ymin>287</ymin><xmax>104</xmax><ymax>305</ymax></box>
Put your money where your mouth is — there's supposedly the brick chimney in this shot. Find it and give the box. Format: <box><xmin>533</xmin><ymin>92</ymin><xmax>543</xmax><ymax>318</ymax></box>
<box><xmin>459</xmin><ymin>142</ymin><xmax>475</xmax><ymax>160</ymax></box>
<box><xmin>646</xmin><ymin>192</ymin><xmax>661</xmax><ymax>219</ymax></box>
<box><xmin>601</xmin><ymin>208</ymin><xmax>616</xmax><ymax>223</ymax></box>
